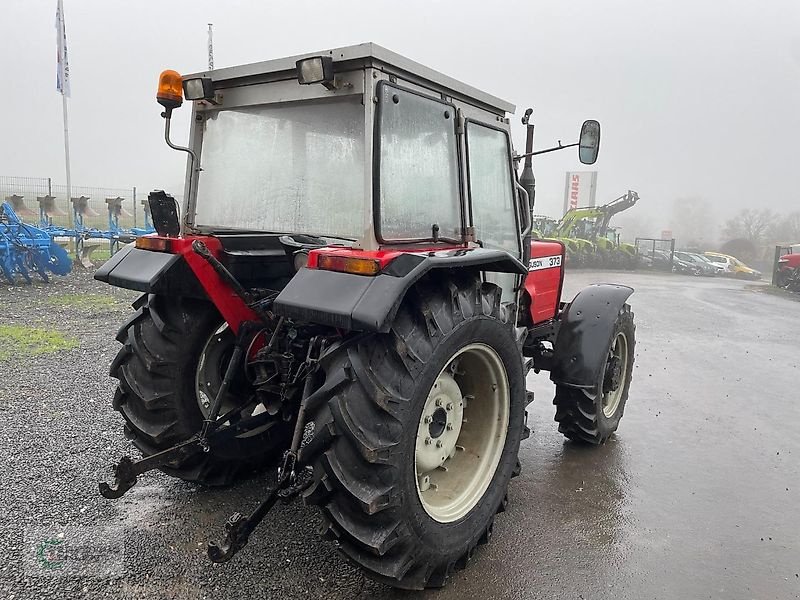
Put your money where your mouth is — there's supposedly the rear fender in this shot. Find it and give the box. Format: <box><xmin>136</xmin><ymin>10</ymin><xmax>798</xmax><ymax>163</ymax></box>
<box><xmin>95</xmin><ymin>237</ymin><xmax>258</xmax><ymax>333</ymax></box>
<box><xmin>94</xmin><ymin>245</ymin><xmax>207</xmax><ymax>298</ymax></box>
<box><xmin>273</xmin><ymin>247</ymin><xmax>527</xmax><ymax>332</ymax></box>
<box><xmin>550</xmin><ymin>284</ymin><xmax>633</xmax><ymax>389</ymax></box>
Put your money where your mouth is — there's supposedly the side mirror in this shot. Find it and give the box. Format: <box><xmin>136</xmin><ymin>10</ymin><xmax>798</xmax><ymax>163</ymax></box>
<box><xmin>578</xmin><ymin>119</ymin><xmax>601</xmax><ymax>165</ymax></box>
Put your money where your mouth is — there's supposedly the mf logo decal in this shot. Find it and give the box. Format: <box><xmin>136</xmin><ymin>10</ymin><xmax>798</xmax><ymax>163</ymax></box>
<box><xmin>529</xmin><ymin>255</ymin><xmax>562</xmax><ymax>271</ymax></box>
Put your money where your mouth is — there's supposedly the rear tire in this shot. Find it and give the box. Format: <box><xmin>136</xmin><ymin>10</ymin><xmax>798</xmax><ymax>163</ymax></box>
<box><xmin>110</xmin><ymin>295</ymin><xmax>291</xmax><ymax>486</ymax></box>
<box><xmin>300</xmin><ymin>275</ymin><xmax>526</xmax><ymax>589</ymax></box>
<box><xmin>554</xmin><ymin>304</ymin><xmax>635</xmax><ymax>444</ymax></box>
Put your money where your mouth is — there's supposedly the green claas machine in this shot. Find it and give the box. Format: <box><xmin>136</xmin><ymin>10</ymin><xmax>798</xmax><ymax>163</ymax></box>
<box><xmin>531</xmin><ymin>215</ymin><xmax>558</xmax><ymax>238</ymax></box>
<box><xmin>94</xmin><ymin>43</ymin><xmax>636</xmax><ymax>589</ymax></box>
<box><xmin>551</xmin><ymin>190</ymin><xmax>639</xmax><ymax>268</ymax></box>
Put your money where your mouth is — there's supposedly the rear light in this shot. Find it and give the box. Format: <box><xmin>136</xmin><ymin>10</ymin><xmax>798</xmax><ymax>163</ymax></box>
<box><xmin>317</xmin><ymin>255</ymin><xmax>381</xmax><ymax>276</ymax></box>
<box><xmin>135</xmin><ymin>236</ymin><xmax>172</xmax><ymax>252</ymax></box>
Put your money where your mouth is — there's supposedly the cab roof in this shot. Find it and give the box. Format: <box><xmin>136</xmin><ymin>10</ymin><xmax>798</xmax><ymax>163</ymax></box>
<box><xmin>184</xmin><ymin>42</ymin><xmax>516</xmax><ymax>117</ymax></box>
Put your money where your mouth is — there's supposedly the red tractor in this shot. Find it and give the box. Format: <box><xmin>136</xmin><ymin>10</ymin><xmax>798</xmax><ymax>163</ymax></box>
<box><xmin>776</xmin><ymin>249</ymin><xmax>800</xmax><ymax>291</ymax></box>
<box><xmin>96</xmin><ymin>44</ymin><xmax>635</xmax><ymax>589</ymax></box>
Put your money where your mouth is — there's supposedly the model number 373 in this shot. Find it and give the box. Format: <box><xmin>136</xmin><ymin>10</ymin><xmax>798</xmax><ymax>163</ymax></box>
<box><xmin>528</xmin><ymin>254</ymin><xmax>562</xmax><ymax>271</ymax></box>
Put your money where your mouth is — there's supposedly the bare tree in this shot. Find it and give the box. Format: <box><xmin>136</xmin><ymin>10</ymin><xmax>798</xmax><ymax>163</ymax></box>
<box><xmin>721</xmin><ymin>209</ymin><xmax>777</xmax><ymax>245</ymax></box>
<box><xmin>768</xmin><ymin>211</ymin><xmax>800</xmax><ymax>243</ymax></box>
<box><xmin>669</xmin><ymin>197</ymin><xmax>715</xmax><ymax>247</ymax></box>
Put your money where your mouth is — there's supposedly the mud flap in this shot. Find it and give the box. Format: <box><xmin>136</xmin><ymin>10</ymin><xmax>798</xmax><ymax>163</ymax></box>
<box><xmin>94</xmin><ymin>245</ymin><xmax>207</xmax><ymax>298</ymax></box>
<box><xmin>550</xmin><ymin>284</ymin><xmax>633</xmax><ymax>389</ymax></box>
<box><xmin>273</xmin><ymin>248</ymin><xmax>527</xmax><ymax>332</ymax></box>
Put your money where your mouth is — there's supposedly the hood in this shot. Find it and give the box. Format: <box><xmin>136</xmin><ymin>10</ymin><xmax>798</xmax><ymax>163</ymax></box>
<box><xmin>779</xmin><ymin>254</ymin><xmax>800</xmax><ymax>268</ymax></box>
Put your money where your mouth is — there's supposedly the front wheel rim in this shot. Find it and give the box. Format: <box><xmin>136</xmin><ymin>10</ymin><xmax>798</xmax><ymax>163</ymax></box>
<box><xmin>602</xmin><ymin>332</ymin><xmax>629</xmax><ymax>418</ymax></box>
<box><xmin>415</xmin><ymin>343</ymin><xmax>510</xmax><ymax>523</ymax></box>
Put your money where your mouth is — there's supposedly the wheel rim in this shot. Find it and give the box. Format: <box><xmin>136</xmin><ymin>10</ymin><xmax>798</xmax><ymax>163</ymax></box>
<box><xmin>195</xmin><ymin>323</ymin><xmax>240</xmax><ymax>419</ymax></box>
<box><xmin>601</xmin><ymin>332</ymin><xmax>629</xmax><ymax>418</ymax></box>
<box><xmin>415</xmin><ymin>343</ymin><xmax>510</xmax><ymax>523</ymax></box>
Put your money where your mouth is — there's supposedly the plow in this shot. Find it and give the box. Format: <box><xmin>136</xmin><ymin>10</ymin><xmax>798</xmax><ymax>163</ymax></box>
<box><xmin>0</xmin><ymin>201</ymin><xmax>72</xmax><ymax>283</ymax></box>
<box><xmin>0</xmin><ymin>192</ymin><xmax>157</xmax><ymax>279</ymax></box>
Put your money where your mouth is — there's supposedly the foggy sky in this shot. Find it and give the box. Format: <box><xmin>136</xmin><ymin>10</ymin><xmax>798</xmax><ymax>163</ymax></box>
<box><xmin>2</xmin><ymin>0</ymin><xmax>799</xmax><ymax>235</ymax></box>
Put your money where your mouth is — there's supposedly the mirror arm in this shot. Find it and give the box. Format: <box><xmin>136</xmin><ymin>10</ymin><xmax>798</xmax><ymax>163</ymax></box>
<box><xmin>162</xmin><ymin>110</ymin><xmax>199</xmax><ymax>216</ymax></box>
<box><xmin>514</xmin><ymin>140</ymin><xmax>579</xmax><ymax>162</ymax></box>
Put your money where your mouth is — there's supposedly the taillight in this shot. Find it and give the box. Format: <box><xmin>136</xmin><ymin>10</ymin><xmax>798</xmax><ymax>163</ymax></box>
<box><xmin>317</xmin><ymin>255</ymin><xmax>381</xmax><ymax>276</ymax></box>
<box><xmin>135</xmin><ymin>236</ymin><xmax>172</xmax><ymax>252</ymax></box>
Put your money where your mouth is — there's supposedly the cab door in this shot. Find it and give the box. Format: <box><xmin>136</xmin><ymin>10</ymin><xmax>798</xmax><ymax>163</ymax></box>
<box><xmin>464</xmin><ymin>122</ymin><xmax>522</xmax><ymax>303</ymax></box>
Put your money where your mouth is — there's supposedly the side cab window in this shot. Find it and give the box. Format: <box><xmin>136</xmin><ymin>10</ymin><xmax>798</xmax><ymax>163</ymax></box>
<box><xmin>465</xmin><ymin>122</ymin><xmax>520</xmax><ymax>258</ymax></box>
<box><xmin>465</xmin><ymin>122</ymin><xmax>521</xmax><ymax>302</ymax></box>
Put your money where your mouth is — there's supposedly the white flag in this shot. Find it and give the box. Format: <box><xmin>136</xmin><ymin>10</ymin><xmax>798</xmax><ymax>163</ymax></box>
<box><xmin>55</xmin><ymin>0</ymin><xmax>70</xmax><ymax>97</ymax></box>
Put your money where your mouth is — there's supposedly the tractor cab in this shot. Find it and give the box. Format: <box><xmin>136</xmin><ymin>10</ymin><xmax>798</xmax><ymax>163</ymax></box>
<box><xmin>99</xmin><ymin>43</ymin><xmax>600</xmax><ymax>320</ymax></box>
<box><xmin>162</xmin><ymin>45</ymin><xmax>526</xmax><ymax>301</ymax></box>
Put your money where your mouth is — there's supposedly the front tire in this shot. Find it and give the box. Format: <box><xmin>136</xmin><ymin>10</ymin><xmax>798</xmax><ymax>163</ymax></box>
<box><xmin>554</xmin><ymin>304</ymin><xmax>635</xmax><ymax>444</ymax></box>
<box><xmin>300</xmin><ymin>276</ymin><xmax>526</xmax><ymax>589</ymax></box>
<box><xmin>109</xmin><ymin>295</ymin><xmax>291</xmax><ymax>486</ymax></box>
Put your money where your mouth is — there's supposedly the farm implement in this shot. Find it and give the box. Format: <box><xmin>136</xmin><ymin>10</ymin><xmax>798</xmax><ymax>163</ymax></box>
<box><xmin>4</xmin><ymin>193</ymin><xmax>157</xmax><ymax>272</ymax></box>
<box><xmin>0</xmin><ymin>201</ymin><xmax>72</xmax><ymax>283</ymax></box>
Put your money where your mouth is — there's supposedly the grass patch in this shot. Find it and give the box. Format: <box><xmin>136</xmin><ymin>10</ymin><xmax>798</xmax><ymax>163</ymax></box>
<box><xmin>0</xmin><ymin>325</ymin><xmax>78</xmax><ymax>361</ymax></box>
<box><xmin>47</xmin><ymin>293</ymin><xmax>118</xmax><ymax>308</ymax></box>
<box><xmin>746</xmin><ymin>284</ymin><xmax>800</xmax><ymax>302</ymax></box>
<box><xmin>65</xmin><ymin>250</ymin><xmax>113</xmax><ymax>262</ymax></box>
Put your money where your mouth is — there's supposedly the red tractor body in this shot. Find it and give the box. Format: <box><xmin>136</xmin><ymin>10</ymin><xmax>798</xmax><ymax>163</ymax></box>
<box><xmin>525</xmin><ymin>239</ymin><xmax>565</xmax><ymax>323</ymax></box>
<box><xmin>776</xmin><ymin>251</ymin><xmax>800</xmax><ymax>290</ymax></box>
<box><xmin>779</xmin><ymin>252</ymin><xmax>800</xmax><ymax>269</ymax></box>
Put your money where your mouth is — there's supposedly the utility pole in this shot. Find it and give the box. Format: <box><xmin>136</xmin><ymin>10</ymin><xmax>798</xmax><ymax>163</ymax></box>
<box><xmin>207</xmin><ymin>23</ymin><xmax>214</xmax><ymax>71</ymax></box>
<box><xmin>56</xmin><ymin>0</ymin><xmax>73</xmax><ymax>228</ymax></box>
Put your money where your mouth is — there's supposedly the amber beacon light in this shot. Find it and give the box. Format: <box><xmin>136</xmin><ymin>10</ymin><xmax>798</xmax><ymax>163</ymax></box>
<box><xmin>157</xmin><ymin>70</ymin><xmax>183</xmax><ymax>110</ymax></box>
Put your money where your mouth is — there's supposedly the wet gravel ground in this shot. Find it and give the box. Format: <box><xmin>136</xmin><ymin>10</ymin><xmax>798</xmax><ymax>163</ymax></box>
<box><xmin>1</xmin><ymin>269</ymin><xmax>798</xmax><ymax>599</ymax></box>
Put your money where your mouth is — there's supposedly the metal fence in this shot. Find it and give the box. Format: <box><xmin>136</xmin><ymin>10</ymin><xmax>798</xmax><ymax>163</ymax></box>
<box><xmin>635</xmin><ymin>237</ymin><xmax>675</xmax><ymax>271</ymax></box>
<box><xmin>0</xmin><ymin>175</ymin><xmax>182</xmax><ymax>231</ymax></box>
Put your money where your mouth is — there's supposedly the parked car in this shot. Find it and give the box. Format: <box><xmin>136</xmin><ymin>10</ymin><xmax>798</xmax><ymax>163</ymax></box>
<box><xmin>674</xmin><ymin>251</ymin><xmax>719</xmax><ymax>276</ymax></box>
<box><xmin>641</xmin><ymin>248</ymin><xmax>674</xmax><ymax>271</ymax></box>
<box><xmin>703</xmin><ymin>252</ymin><xmax>762</xmax><ymax>280</ymax></box>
